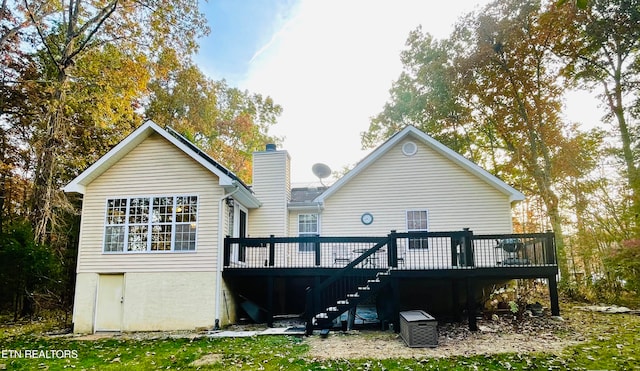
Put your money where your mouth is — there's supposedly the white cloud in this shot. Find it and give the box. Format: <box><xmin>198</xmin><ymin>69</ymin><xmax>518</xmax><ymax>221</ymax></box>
<box><xmin>240</xmin><ymin>0</ymin><xmax>491</xmax><ymax>183</ymax></box>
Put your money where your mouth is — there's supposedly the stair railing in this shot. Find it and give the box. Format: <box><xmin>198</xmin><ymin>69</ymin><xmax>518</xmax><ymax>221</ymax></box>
<box><xmin>305</xmin><ymin>236</ymin><xmax>389</xmax><ymax>331</ymax></box>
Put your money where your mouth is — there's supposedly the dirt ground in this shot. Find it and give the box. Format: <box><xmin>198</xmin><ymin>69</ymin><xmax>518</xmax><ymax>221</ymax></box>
<box><xmin>304</xmin><ymin>315</ymin><xmax>575</xmax><ymax>360</ymax></box>
<box><xmin>71</xmin><ymin>311</ymin><xmax>579</xmax><ymax>360</ymax></box>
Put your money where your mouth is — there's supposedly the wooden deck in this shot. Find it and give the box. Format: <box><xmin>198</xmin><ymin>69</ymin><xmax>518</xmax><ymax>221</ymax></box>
<box><xmin>223</xmin><ymin>230</ymin><xmax>559</xmax><ymax>332</ymax></box>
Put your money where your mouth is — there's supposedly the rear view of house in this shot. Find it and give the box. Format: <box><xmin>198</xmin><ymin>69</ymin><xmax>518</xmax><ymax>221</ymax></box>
<box><xmin>65</xmin><ymin>121</ymin><xmax>559</xmax><ymax>333</ymax></box>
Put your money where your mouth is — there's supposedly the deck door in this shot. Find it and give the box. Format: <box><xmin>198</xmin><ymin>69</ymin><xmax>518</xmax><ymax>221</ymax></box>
<box><xmin>95</xmin><ymin>274</ymin><xmax>124</xmax><ymax>332</ymax></box>
<box><xmin>238</xmin><ymin>209</ymin><xmax>247</xmax><ymax>261</ymax></box>
<box><xmin>230</xmin><ymin>202</ymin><xmax>248</xmax><ymax>263</ymax></box>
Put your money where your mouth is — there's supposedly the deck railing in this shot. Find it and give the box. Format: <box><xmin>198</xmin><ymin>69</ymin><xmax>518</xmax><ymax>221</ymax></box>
<box><xmin>223</xmin><ymin>230</ymin><xmax>557</xmax><ymax>270</ymax></box>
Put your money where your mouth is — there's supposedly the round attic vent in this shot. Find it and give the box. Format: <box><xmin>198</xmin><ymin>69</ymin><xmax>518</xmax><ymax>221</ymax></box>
<box><xmin>402</xmin><ymin>141</ymin><xmax>418</xmax><ymax>156</ymax></box>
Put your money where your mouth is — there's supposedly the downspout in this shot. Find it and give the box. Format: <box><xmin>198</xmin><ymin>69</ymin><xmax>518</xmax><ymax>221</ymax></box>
<box><xmin>214</xmin><ymin>185</ymin><xmax>240</xmax><ymax>330</ymax></box>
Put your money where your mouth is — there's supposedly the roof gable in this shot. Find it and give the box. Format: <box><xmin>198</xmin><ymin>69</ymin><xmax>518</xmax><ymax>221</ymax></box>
<box><xmin>63</xmin><ymin>121</ymin><xmax>260</xmax><ymax>207</ymax></box>
<box><xmin>315</xmin><ymin>126</ymin><xmax>524</xmax><ymax>203</ymax></box>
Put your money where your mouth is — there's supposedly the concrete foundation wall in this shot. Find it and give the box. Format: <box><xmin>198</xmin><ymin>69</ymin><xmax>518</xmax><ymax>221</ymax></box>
<box><xmin>73</xmin><ymin>272</ymin><xmax>219</xmax><ymax>333</ymax></box>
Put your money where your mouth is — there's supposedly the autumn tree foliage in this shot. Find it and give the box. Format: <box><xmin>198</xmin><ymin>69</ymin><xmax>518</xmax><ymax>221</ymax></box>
<box><xmin>0</xmin><ymin>1</ymin><xmax>282</xmax><ymax>316</ymax></box>
<box><xmin>558</xmin><ymin>0</ymin><xmax>640</xmax><ymax>234</ymax></box>
<box><xmin>146</xmin><ymin>60</ymin><xmax>282</xmax><ymax>182</ymax></box>
<box><xmin>366</xmin><ymin>0</ymin><xmax>640</xmax><ymax>299</ymax></box>
<box><xmin>365</xmin><ymin>0</ymin><xmax>605</xmax><ymax>280</ymax></box>
<box><xmin>20</xmin><ymin>0</ymin><xmax>209</xmax><ymax>245</ymax></box>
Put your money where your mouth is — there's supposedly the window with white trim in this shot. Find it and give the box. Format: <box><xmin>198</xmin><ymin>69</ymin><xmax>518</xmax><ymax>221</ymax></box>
<box><xmin>406</xmin><ymin>210</ymin><xmax>428</xmax><ymax>249</ymax></box>
<box><xmin>104</xmin><ymin>195</ymin><xmax>198</xmax><ymax>252</ymax></box>
<box><xmin>298</xmin><ymin>214</ymin><xmax>318</xmax><ymax>252</ymax></box>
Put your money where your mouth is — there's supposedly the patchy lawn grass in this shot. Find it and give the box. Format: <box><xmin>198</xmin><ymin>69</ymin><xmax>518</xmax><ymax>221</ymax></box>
<box><xmin>0</xmin><ymin>304</ymin><xmax>638</xmax><ymax>370</ymax></box>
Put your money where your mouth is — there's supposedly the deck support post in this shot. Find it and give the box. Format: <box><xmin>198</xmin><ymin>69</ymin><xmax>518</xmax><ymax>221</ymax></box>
<box><xmin>305</xmin><ymin>286</ymin><xmax>313</xmax><ymax>335</ymax></box>
<box><xmin>346</xmin><ymin>307</ymin><xmax>356</xmax><ymax>331</ymax></box>
<box><xmin>452</xmin><ymin>280</ymin><xmax>461</xmax><ymax>322</ymax></box>
<box><xmin>313</xmin><ymin>276</ymin><xmax>321</xmax><ymax>319</ymax></box>
<box><xmin>548</xmin><ymin>275</ymin><xmax>560</xmax><ymax>316</ymax></box>
<box><xmin>267</xmin><ymin>276</ymin><xmax>274</xmax><ymax>327</ymax></box>
<box><xmin>466</xmin><ymin>278</ymin><xmax>478</xmax><ymax>331</ymax></box>
<box><xmin>391</xmin><ymin>277</ymin><xmax>400</xmax><ymax>333</ymax></box>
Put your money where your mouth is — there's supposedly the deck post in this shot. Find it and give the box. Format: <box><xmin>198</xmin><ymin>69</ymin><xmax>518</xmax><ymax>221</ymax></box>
<box><xmin>313</xmin><ymin>276</ymin><xmax>321</xmax><ymax>319</ymax></box>
<box><xmin>388</xmin><ymin>230</ymin><xmax>398</xmax><ymax>268</ymax></box>
<box><xmin>346</xmin><ymin>307</ymin><xmax>356</xmax><ymax>331</ymax></box>
<box><xmin>223</xmin><ymin>235</ymin><xmax>231</xmax><ymax>267</ymax></box>
<box><xmin>391</xmin><ymin>277</ymin><xmax>400</xmax><ymax>332</ymax></box>
<box><xmin>463</xmin><ymin>228</ymin><xmax>474</xmax><ymax>267</ymax></box>
<box><xmin>305</xmin><ymin>286</ymin><xmax>313</xmax><ymax>335</ymax></box>
<box><xmin>314</xmin><ymin>234</ymin><xmax>321</xmax><ymax>266</ymax></box>
<box><xmin>452</xmin><ymin>280</ymin><xmax>461</xmax><ymax>322</ymax></box>
<box><xmin>268</xmin><ymin>235</ymin><xmax>275</xmax><ymax>266</ymax></box>
<box><xmin>545</xmin><ymin>230</ymin><xmax>556</xmax><ymax>265</ymax></box>
<box><xmin>267</xmin><ymin>276</ymin><xmax>274</xmax><ymax>327</ymax></box>
<box><xmin>466</xmin><ymin>278</ymin><xmax>478</xmax><ymax>331</ymax></box>
<box><xmin>548</xmin><ymin>275</ymin><xmax>560</xmax><ymax>316</ymax></box>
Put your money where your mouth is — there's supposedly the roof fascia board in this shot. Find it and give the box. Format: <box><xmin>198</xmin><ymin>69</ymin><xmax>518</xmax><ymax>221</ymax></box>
<box><xmin>315</xmin><ymin>126</ymin><xmax>524</xmax><ymax>202</ymax></box>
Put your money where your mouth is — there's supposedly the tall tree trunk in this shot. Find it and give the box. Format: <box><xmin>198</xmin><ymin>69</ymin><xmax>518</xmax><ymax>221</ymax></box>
<box><xmin>604</xmin><ymin>79</ymin><xmax>640</xmax><ymax>232</ymax></box>
<box><xmin>30</xmin><ymin>71</ymin><xmax>69</xmax><ymax>244</ymax></box>
<box><xmin>0</xmin><ymin>129</ymin><xmax>6</xmax><ymax>233</ymax></box>
<box><xmin>499</xmin><ymin>55</ymin><xmax>570</xmax><ymax>281</ymax></box>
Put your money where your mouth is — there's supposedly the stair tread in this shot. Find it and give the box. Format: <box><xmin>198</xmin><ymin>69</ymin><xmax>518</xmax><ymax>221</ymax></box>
<box><xmin>310</xmin><ymin>269</ymin><xmax>395</xmax><ymax>330</ymax></box>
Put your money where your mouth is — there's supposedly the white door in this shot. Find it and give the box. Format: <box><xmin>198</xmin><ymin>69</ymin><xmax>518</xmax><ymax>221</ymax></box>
<box><xmin>95</xmin><ymin>274</ymin><xmax>124</xmax><ymax>332</ymax></box>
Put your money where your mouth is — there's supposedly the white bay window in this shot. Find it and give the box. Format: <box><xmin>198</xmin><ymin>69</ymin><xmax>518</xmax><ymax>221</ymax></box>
<box><xmin>104</xmin><ymin>195</ymin><xmax>198</xmax><ymax>252</ymax></box>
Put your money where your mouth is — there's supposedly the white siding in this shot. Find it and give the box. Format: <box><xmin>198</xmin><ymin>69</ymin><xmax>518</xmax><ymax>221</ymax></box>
<box><xmin>76</xmin><ymin>133</ymin><xmax>221</xmax><ymax>273</ymax></box>
<box><xmin>249</xmin><ymin>150</ymin><xmax>290</xmax><ymax>237</ymax></box>
<box><xmin>319</xmin><ymin>139</ymin><xmax>513</xmax><ymax>236</ymax></box>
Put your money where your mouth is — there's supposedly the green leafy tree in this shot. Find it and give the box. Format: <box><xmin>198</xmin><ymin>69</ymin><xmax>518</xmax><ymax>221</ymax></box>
<box><xmin>558</xmin><ymin>0</ymin><xmax>640</xmax><ymax>234</ymax></box>
<box><xmin>605</xmin><ymin>239</ymin><xmax>640</xmax><ymax>297</ymax></box>
<box><xmin>0</xmin><ymin>221</ymin><xmax>58</xmax><ymax>319</ymax></box>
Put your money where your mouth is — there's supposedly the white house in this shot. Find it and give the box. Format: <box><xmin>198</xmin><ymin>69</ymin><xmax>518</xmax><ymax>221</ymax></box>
<box><xmin>64</xmin><ymin>121</ymin><xmax>528</xmax><ymax>333</ymax></box>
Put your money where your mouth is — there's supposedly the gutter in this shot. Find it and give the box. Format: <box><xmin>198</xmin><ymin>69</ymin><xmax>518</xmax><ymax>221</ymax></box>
<box><xmin>214</xmin><ymin>185</ymin><xmax>240</xmax><ymax>330</ymax></box>
<box><xmin>287</xmin><ymin>201</ymin><xmax>324</xmax><ymax>212</ymax></box>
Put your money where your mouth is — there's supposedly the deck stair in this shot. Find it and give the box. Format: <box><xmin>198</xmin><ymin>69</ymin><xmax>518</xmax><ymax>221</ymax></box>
<box><xmin>310</xmin><ymin>268</ymin><xmax>392</xmax><ymax>330</ymax></box>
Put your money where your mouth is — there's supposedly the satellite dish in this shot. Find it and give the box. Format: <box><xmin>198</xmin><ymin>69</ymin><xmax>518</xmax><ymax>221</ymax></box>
<box><xmin>312</xmin><ymin>163</ymin><xmax>332</xmax><ymax>186</ymax></box>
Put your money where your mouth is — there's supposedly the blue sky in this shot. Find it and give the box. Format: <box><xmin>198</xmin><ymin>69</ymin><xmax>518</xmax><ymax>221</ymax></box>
<box><xmin>194</xmin><ymin>0</ymin><xmax>600</xmax><ymax>183</ymax></box>
<box><xmin>195</xmin><ymin>0</ymin><xmax>296</xmax><ymax>84</ymax></box>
